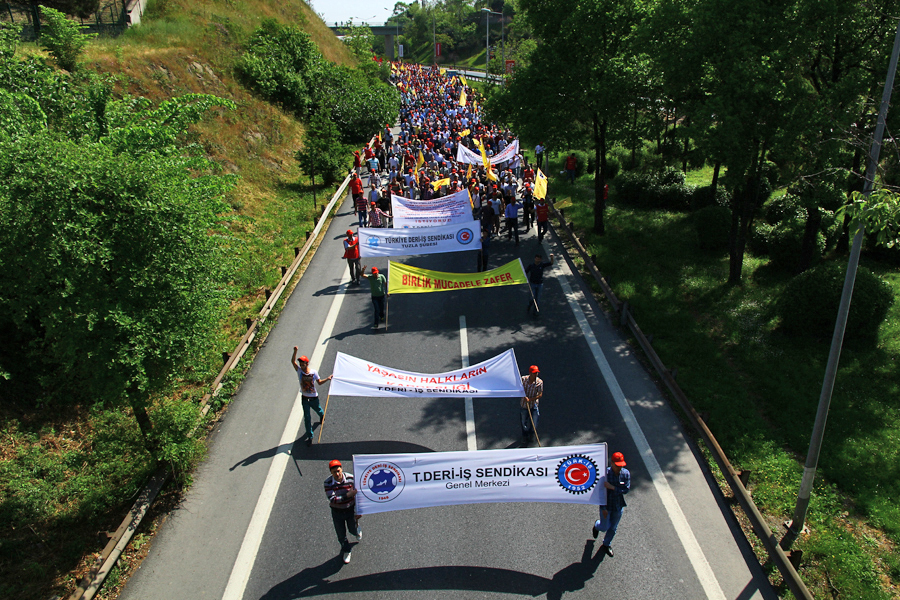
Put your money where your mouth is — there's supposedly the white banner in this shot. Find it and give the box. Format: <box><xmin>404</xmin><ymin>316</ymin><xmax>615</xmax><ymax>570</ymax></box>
<box><xmin>358</xmin><ymin>222</ymin><xmax>481</xmax><ymax>258</ymax></box>
<box><xmin>391</xmin><ymin>188</ymin><xmax>474</xmax><ymax>228</ymax></box>
<box><xmin>455</xmin><ymin>139</ymin><xmax>519</xmax><ymax>166</ymax></box>
<box><xmin>353</xmin><ymin>444</ymin><xmax>608</xmax><ymax>515</ymax></box>
<box><xmin>331</xmin><ymin>349</ymin><xmax>524</xmax><ymax>398</ymax></box>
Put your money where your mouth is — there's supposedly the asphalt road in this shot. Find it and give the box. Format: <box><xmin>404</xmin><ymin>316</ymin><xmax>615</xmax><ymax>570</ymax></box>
<box><xmin>120</xmin><ymin>186</ymin><xmax>776</xmax><ymax>600</ymax></box>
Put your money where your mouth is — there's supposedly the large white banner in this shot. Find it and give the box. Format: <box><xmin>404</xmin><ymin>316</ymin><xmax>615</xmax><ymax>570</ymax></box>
<box><xmin>358</xmin><ymin>222</ymin><xmax>481</xmax><ymax>258</ymax></box>
<box><xmin>456</xmin><ymin>139</ymin><xmax>519</xmax><ymax>166</ymax></box>
<box><xmin>391</xmin><ymin>188</ymin><xmax>474</xmax><ymax>228</ymax></box>
<box><xmin>353</xmin><ymin>444</ymin><xmax>608</xmax><ymax>515</ymax></box>
<box><xmin>331</xmin><ymin>349</ymin><xmax>524</xmax><ymax>398</ymax></box>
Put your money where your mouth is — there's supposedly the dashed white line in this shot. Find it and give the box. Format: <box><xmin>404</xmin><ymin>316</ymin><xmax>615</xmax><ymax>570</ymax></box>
<box><xmin>459</xmin><ymin>315</ymin><xmax>478</xmax><ymax>451</ymax></box>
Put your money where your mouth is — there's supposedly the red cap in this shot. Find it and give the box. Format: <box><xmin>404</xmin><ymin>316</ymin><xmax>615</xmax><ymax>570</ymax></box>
<box><xmin>370</xmin><ymin>201</ymin><xmax>376</xmax><ymax>205</ymax></box>
<box><xmin>612</xmin><ymin>452</ymin><xmax>626</xmax><ymax>467</ymax></box>
<box><xmin>529</xmin><ymin>365</ymin><xmax>540</xmax><ymax>374</ymax></box>
<box><xmin>298</xmin><ymin>355</ymin><xmax>309</xmax><ymax>363</ymax></box>
<box><xmin>329</xmin><ymin>459</ymin><xmax>342</xmax><ymax>469</ymax></box>
<box><xmin>346</xmin><ymin>229</ymin><xmax>354</xmax><ymax>236</ymax></box>
<box><xmin>371</xmin><ymin>267</ymin><xmax>379</xmax><ymax>274</ymax></box>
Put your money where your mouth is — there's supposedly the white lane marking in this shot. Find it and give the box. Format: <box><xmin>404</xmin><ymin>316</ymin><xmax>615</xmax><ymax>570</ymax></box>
<box><xmin>459</xmin><ymin>315</ymin><xmax>477</xmax><ymax>451</ymax></box>
<box><xmin>222</xmin><ymin>264</ymin><xmax>351</xmax><ymax>600</ymax></box>
<box><xmin>549</xmin><ymin>244</ymin><xmax>727</xmax><ymax>600</ymax></box>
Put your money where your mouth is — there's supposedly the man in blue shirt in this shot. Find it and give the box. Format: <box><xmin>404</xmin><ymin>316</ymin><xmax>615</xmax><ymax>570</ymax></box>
<box><xmin>592</xmin><ymin>451</ymin><xmax>631</xmax><ymax>557</ymax></box>
<box><xmin>504</xmin><ymin>196</ymin><xmax>522</xmax><ymax>245</ymax></box>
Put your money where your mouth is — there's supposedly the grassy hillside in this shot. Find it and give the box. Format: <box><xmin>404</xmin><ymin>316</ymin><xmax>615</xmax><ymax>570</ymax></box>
<box><xmin>1</xmin><ymin>2</ymin><xmax>359</xmax><ymax>598</ymax></box>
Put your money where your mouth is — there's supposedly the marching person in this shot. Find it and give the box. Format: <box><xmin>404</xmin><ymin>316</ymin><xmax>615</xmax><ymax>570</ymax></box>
<box><xmin>360</xmin><ymin>265</ymin><xmax>388</xmax><ymax>330</ymax></box>
<box><xmin>504</xmin><ymin>195</ymin><xmax>522</xmax><ymax>245</ymax></box>
<box><xmin>535</xmin><ymin>197</ymin><xmax>551</xmax><ymax>243</ymax></box>
<box><xmin>520</xmin><ymin>365</ymin><xmax>543</xmax><ymax>444</ymax></box>
<box><xmin>343</xmin><ymin>229</ymin><xmax>361</xmax><ymax>285</ymax></box>
<box><xmin>525</xmin><ymin>253</ymin><xmax>555</xmax><ymax>314</ymax></box>
<box><xmin>291</xmin><ymin>347</ymin><xmax>332</xmax><ymax>446</ymax></box>
<box><xmin>324</xmin><ymin>459</ymin><xmax>361</xmax><ymax>564</ymax></box>
<box><xmin>592</xmin><ymin>451</ymin><xmax>631</xmax><ymax>557</ymax></box>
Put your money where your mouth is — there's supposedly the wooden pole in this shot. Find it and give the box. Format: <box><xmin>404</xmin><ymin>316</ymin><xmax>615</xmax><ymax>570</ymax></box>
<box><xmin>528</xmin><ymin>404</ymin><xmax>541</xmax><ymax>447</ymax></box>
<box><xmin>317</xmin><ymin>394</ymin><xmax>331</xmax><ymax>443</ymax></box>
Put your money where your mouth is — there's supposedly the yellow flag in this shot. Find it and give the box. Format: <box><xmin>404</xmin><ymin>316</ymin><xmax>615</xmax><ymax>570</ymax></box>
<box><xmin>459</xmin><ymin>90</ymin><xmax>467</xmax><ymax>107</ymax></box>
<box><xmin>465</xmin><ymin>163</ymin><xmax>472</xmax><ymax>180</ymax></box>
<box><xmin>534</xmin><ymin>169</ymin><xmax>548</xmax><ymax>200</ymax></box>
<box><xmin>459</xmin><ymin>128</ymin><xmax>470</xmax><ymax>137</ymax></box>
<box><xmin>460</xmin><ymin>75</ymin><xmax>468</xmax><ymax>86</ymax></box>
<box><xmin>416</xmin><ymin>151</ymin><xmax>425</xmax><ymax>169</ymax></box>
<box><xmin>477</xmin><ymin>139</ymin><xmax>498</xmax><ymax>181</ymax></box>
<box><xmin>388</xmin><ymin>260</ymin><xmax>527</xmax><ymax>295</ymax></box>
<box><xmin>440</xmin><ymin>68</ymin><xmax>446</xmax><ymax>75</ymax></box>
<box><xmin>431</xmin><ymin>177</ymin><xmax>450</xmax><ymax>190</ymax></box>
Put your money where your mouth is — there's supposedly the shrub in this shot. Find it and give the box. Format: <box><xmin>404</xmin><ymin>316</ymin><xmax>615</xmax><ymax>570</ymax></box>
<box><xmin>764</xmin><ymin>192</ymin><xmax>805</xmax><ymax>224</ymax></box>
<box><xmin>614</xmin><ymin>168</ymin><xmax>693</xmax><ymax>211</ymax></box>
<box><xmin>38</xmin><ymin>7</ymin><xmax>97</xmax><ymax>72</ymax></box>
<box><xmin>689</xmin><ymin>185</ymin><xmax>730</xmax><ymax>211</ymax></box>
<box><xmin>778</xmin><ymin>262</ymin><xmax>894</xmax><ymax>340</ymax></box>
<box><xmin>694</xmin><ymin>205</ymin><xmax>731</xmax><ymax>252</ymax></box>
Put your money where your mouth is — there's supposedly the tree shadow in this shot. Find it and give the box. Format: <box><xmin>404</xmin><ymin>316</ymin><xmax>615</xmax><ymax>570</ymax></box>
<box><xmin>230</xmin><ymin>439</ymin><xmax>436</xmax><ymax>472</ymax></box>
<box><xmin>259</xmin><ymin>540</ymin><xmax>604</xmax><ymax>599</ymax></box>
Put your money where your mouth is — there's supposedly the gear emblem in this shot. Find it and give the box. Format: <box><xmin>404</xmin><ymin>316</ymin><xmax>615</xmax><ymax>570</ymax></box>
<box><xmin>556</xmin><ymin>455</ymin><xmax>598</xmax><ymax>494</ymax></box>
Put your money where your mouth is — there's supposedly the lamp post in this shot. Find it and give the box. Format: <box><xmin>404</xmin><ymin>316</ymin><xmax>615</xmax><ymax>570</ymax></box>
<box><xmin>481</xmin><ymin>8</ymin><xmax>504</xmax><ymax>82</ymax></box>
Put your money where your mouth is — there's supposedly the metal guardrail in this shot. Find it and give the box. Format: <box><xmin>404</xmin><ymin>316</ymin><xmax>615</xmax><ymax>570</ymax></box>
<box><xmin>64</xmin><ymin>144</ymin><xmax>367</xmax><ymax>600</ymax></box>
<box><xmin>549</xmin><ymin>200</ymin><xmax>813</xmax><ymax>600</ymax></box>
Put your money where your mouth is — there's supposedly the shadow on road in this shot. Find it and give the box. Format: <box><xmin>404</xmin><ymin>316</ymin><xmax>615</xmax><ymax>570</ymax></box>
<box><xmin>230</xmin><ymin>439</ymin><xmax>436</xmax><ymax>472</ymax></box>
<box><xmin>259</xmin><ymin>540</ymin><xmax>604</xmax><ymax>599</ymax></box>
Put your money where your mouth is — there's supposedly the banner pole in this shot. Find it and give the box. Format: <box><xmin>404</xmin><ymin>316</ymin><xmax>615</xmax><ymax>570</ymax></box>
<box><xmin>386</xmin><ymin>295</ymin><xmax>389</xmax><ymax>331</ymax></box>
<box><xmin>528</xmin><ymin>404</ymin><xmax>542</xmax><ymax>447</ymax></box>
<box><xmin>317</xmin><ymin>394</ymin><xmax>331</xmax><ymax>443</ymax></box>
<box><xmin>520</xmin><ymin>258</ymin><xmax>539</xmax><ymax>315</ymax></box>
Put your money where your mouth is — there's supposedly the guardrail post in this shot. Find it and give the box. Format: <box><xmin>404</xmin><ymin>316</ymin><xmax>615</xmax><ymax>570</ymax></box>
<box><xmin>788</xmin><ymin>549</ymin><xmax>803</xmax><ymax>569</ymax></box>
<box><xmin>619</xmin><ymin>301</ymin><xmax>629</xmax><ymax>327</ymax></box>
<box><xmin>294</xmin><ymin>247</ymin><xmax>300</xmax><ymax>256</ymax></box>
<box><xmin>699</xmin><ymin>411</ymin><xmax>710</xmax><ymax>424</ymax></box>
<box><xmin>245</xmin><ymin>318</ymin><xmax>252</xmax><ymax>331</ymax></box>
<box><xmin>306</xmin><ymin>230</ymin><xmax>311</xmax><ymax>241</ymax></box>
<box><xmin>560</xmin><ymin>208</ymin><xmax>566</xmax><ymax>222</ymax></box>
<box><xmin>264</xmin><ymin>289</ymin><xmax>271</xmax><ymax>300</ymax></box>
<box><xmin>739</xmin><ymin>469</ymin><xmax>752</xmax><ymax>488</ymax></box>
<box><xmin>221</xmin><ymin>352</ymin><xmax>230</xmax><ymax>365</ymax></box>
<box><xmin>280</xmin><ymin>266</ymin><xmax>287</xmax><ymax>276</ymax></box>
<box><xmin>670</xmin><ymin>367</ymin><xmax>678</xmax><ymax>379</ymax></box>
<box><xmin>647</xmin><ymin>334</ymin><xmax>654</xmax><ymax>344</ymax></box>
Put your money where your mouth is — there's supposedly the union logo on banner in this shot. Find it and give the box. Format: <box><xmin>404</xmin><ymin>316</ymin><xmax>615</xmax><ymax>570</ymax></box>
<box><xmin>360</xmin><ymin>462</ymin><xmax>405</xmax><ymax>503</ymax></box>
<box><xmin>556</xmin><ymin>455</ymin><xmax>599</xmax><ymax>494</ymax></box>
<box><xmin>457</xmin><ymin>228</ymin><xmax>474</xmax><ymax>244</ymax></box>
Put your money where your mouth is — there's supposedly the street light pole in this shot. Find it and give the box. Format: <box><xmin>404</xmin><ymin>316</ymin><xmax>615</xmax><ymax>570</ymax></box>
<box><xmin>779</xmin><ymin>16</ymin><xmax>900</xmax><ymax>551</ymax></box>
<box><xmin>484</xmin><ymin>10</ymin><xmax>489</xmax><ymax>74</ymax></box>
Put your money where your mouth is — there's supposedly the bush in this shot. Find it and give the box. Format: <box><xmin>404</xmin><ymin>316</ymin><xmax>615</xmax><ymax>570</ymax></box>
<box><xmin>764</xmin><ymin>192</ymin><xmax>805</xmax><ymax>224</ymax></box>
<box><xmin>38</xmin><ymin>7</ymin><xmax>97</xmax><ymax>72</ymax></box>
<box><xmin>694</xmin><ymin>205</ymin><xmax>731</xmax><ymax>252</ymax></box>
<box><xmin>778</xmin><ymin>262</ymin><xmax>894</xmax><ymax>340</ymax></box>
<box><xmin>689</xmin><ymin>185</ymin><xmax>730</xmax><ymax>211</ymax></box>
<box><xmin>614</xmin><ymin>168</ymin><xmax>693</xmax><ymax>211</ymax></box>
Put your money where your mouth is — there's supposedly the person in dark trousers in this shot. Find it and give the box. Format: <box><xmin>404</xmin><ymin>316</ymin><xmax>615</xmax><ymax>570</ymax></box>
<box><xmin>520</xmin><ymin>365</ymin><xmax>543</xmax><ymax>443</ymax></box>
<box><xmin>504</xmin><ymin>196</ymin><xmax>521</xmax><ymax>245</ymax></box>
<box><xmin>360</xmin><ymin>265</ymin><xmax>388</xmax><ymax>329</ymax></box>
<box><xmin>478</xmin><ymin>228</ymin><xmax>491</xmax><ymax>272</ymax></box>
<box><xmin>324</xmin><ymin>460</ymin><xmax>360</xmax><ymax>564</ymax></box>
<box><xmin>343</xmin><ymin>229</ymin><xmax>361</xmax><ymax>284</ymax></box>
<box><xmin>535</xmin><ymin>198</ymin><xmax>550</xmax><ymax>243</ymax></box>
<box><xmin>290</xmin><ymin>348</ymin><xmax>332</xmax><ymax>446</ymax></box>
<box><xmin>592</xmin><ymin>451</ymin><xmax>631</xmax><ymax>557</ymax></box>
<box><xmin>525</xmin><ymin>253</ymin><xmax>555</xmax><ymax>314</ymax></box>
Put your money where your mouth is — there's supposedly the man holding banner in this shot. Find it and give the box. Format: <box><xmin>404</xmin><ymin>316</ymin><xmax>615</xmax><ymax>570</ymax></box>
<box><xmin>521</xmin><ymin>365</ymin><xmax>543</xmax><ymax>443</ymax></box>
<box><xmin>324</xmin><ymin>460</ymin><xmax>360</xmax><ymax>564</ymax></box>
<box><xmin>360</xmin><ymin>266</ymin><xmax>388</xmax><ymax>330</ymax></box>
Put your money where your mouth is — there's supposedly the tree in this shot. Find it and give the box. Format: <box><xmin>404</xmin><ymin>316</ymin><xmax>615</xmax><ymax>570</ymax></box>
<box><xmin>295</xmin><ymin>108</ymin><xmax>348</xmax><ymax>196</ymax></box>
<box><xmin>0</xmin><ymin>94</ymin><xmax>237</xmax><ymax>454</ymax></box>
<box><xmin>38</xmin><ymin>6</ymin><xmax>96</xmax><ymax>71</ymax></box>
<box><xmin>490</xmin><ymin>0</ymin><xmax>650</xmax><ymax>234</ymax></box>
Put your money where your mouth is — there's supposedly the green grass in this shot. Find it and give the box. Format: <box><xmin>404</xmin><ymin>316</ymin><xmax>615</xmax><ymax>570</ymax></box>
<box><xmin>550</xmin><ymin>160</ymin><xmax>900</xmax><ymax>599</ymax></box>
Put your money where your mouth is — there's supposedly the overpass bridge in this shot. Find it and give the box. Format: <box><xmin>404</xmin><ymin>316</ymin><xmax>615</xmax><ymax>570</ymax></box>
<box><xmin>328</xmin><ymin>23</ymin><xmax>405</xmax><ymax>60</ymax></box>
